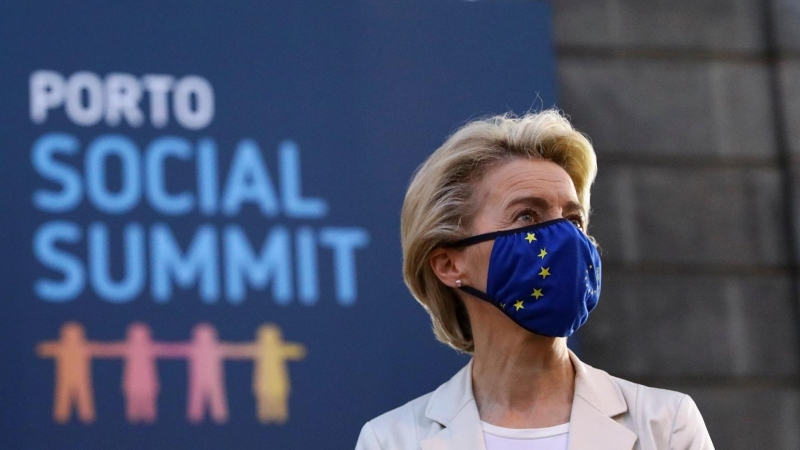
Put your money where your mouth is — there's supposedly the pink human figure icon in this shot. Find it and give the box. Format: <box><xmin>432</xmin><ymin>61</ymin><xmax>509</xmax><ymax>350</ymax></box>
<box><xmin>168</xmin><ymin>323</ymin><xmax>279</xmax><ymax>424</ymax></box>
<box><xmin>91</xmin><ymin>322</ymin><xmax>185</xmax><ymax>424</ymax></box>
<box><xmin>182</xmin><ymin>323</ymin><xmax>254</xmax><ymax>424</ymax></box>
<box><xmin>36</xmin><ymin>322</ymin><xmax>96</xmax><ymax>424</ymax></box>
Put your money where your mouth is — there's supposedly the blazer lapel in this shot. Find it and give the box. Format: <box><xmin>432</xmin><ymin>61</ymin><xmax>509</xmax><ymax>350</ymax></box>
<box><xmin>420</xmin><ymin>400</ymin><xmax>485</xmax><ymax>450</ymax></box>
<box><xmin>420</xmin><ymin>360</ymin><xmax>485</xmax><ymax>450</ymax></box>
<box><xmin>568</xmin><ymin>395</ymin><xmax>637</xmax><ymax>450</ymax></box>
<box><xmin>567</xmin><ymin>349</ymin><xmax>638</xmax><ymax>450</ymax></box>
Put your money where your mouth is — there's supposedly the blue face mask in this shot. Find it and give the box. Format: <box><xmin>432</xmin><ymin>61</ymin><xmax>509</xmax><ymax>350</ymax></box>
<box><xmin>444</xmin><ymin>218</ymin><xmax>601</xmax><ymax>338</ymax></box>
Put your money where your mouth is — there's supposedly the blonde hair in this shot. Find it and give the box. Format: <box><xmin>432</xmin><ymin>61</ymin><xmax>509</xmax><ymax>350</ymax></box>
<box><xmin>401</xmin><ymin>109</ymin><xmax>598</xmax><ymax>353</ymax></box>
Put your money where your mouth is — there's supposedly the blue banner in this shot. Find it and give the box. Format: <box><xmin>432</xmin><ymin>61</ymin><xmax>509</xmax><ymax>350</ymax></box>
<box><xmin>0</xmin><ymin>1</ymin><xmax>556</xmax><ymax>448</ymax></box>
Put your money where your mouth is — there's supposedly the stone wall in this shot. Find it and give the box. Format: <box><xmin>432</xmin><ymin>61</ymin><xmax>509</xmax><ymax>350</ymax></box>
<box><xmin>553</xmin><ymin>0</ymin><xmax>800</xmax><ymax>447</ymax></box>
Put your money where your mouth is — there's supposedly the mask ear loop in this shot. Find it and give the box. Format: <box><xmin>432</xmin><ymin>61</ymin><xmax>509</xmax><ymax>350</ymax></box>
<box><xmin>457</xmin><ymin>285</ymin><xmax>497</xmax><ymax>304</ymax></box>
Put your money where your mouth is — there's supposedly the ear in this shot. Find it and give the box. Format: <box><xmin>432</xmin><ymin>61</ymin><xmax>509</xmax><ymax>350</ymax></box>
<box><xmin>428</xmin><ymin>247</ymin><xmax>466</xmax><ymax>288</ymax></box>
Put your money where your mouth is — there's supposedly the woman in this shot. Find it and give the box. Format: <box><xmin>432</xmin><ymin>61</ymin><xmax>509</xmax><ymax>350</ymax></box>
<box><xmin>355</xmin><ymin>110</ymin><xmax>714</xmax><ymax>450</ymax></box>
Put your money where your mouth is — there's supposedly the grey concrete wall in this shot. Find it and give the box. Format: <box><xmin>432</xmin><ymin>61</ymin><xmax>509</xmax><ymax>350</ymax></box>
<box><xmin>553</xmin><ymin>1</ymin><xmax>800</xmax><ymax>448</ymax></box>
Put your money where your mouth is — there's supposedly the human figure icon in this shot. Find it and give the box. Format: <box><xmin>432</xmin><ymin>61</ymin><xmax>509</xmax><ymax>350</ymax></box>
<box><xmin>37</xmin><ymin>321</ymin><xmax>307</xmax><ymax>426</ymax></box>
<box><xmin>184</xmin><ymin>323</ymin><xmax>232</xmax><ymax>424</ymax></box>
<box><xmin>251</xmin><ymin>324</ymin><xmax>306</xmax><ymax>424</ymax></box>
<box><xmin>217</xmin><ymin>324</ymin><xmax>306</xmax><ymax>423</ymax></box>
<box><xmin>91</xmin><ymin>322</ymin><xmax>186</xmax><ymax>424</ymax></box>
<box><xmin>36</xmin><ymin>322</ymin><xmax>96</xmax><ymax>424</ymax></box>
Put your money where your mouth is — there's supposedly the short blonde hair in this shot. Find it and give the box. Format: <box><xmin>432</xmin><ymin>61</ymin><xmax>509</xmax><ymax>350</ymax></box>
<box><xmin>401</xmin><ymin>110</ymin><xmax>598</xmax><ymax>353</ymax></box>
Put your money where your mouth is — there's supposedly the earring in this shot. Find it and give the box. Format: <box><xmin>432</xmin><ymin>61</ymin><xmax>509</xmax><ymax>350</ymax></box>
<box><xmin>455</xmin><ymin>280</ymin><xmax>462</xmax><ymax>287</ymax></box>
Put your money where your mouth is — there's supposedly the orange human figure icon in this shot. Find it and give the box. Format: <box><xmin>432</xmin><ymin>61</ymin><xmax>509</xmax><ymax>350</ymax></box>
<box><xmin>36</xmin><ymin>322</ymin><xmax>96</xmax><ymax>424</ymax></box>
<box><xmin>91</xmin><ymin>322</ymin><xmax>185</xmax><ymax>424</ymax></box>
<box><xmin>222</xmin><ymin>324</ymin><xmax>306</xmax><ymax>423</ymax></box>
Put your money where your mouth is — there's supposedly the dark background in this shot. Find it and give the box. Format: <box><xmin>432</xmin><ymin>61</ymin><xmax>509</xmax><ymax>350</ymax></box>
<box><xmin>0</xmin><ymin>1</ymin><xmax>557</xmax><ymax>449</ymax></box>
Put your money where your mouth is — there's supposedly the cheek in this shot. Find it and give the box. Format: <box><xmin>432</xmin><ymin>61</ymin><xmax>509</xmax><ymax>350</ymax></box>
<box><xmin>464</xmin><ymin>240</ymin><xmax>494</xmax><ymax>289</ymax></box>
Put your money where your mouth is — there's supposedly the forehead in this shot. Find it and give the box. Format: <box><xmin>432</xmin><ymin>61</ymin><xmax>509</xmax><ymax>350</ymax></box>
<box><xmin>475</xmin><ymin>157</ymin><xmax>579</xmax><ymax>206</ymax></box>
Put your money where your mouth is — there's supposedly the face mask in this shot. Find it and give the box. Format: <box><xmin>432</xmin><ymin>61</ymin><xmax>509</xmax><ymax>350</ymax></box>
<box><xmin>443</xmin><ymin>218</ymin><xmax>601</xmax><ymax>337</ymax></box>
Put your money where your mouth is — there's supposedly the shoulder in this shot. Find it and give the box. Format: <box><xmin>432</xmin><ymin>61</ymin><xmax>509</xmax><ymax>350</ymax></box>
<box><xmin>355</xmin><ymin>391</ymin><xmax>436</xmax><ymax>450</ymax></box>
<box><xmin>609</xmin><ymin>374</ymin><xmax>714</xmax><ymax>449</ymax></box>
<box><xmin>577</xmin><ymin>357</ymin><xmax>688</xmax><ymax>420</ymax></box>
<box><xmin>355</xmin><ymin>361</ymin><xmax>473</xmax><ymax>450</ymax></box>
<box><xmin>612</xmin><ymin>373</ymin><xmax>687</xmax><ymax>417</ymax></box>
<box><xmin>369</xmin><ymin>390</ymin><xmax>435</xmax><ymax>436</ymax></box>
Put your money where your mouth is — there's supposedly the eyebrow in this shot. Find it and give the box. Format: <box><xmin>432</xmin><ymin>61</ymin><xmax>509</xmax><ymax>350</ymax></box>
<box><xmin>505</xmin><ymin>196</ymin><xmax>585</xmax><ymax>216</ymax></box>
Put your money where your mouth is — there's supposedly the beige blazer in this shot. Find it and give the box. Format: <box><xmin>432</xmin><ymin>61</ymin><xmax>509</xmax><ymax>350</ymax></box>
<box><xmin>355</xmin><ymin>349</ymin><xmax>714</xmax><ymax>450</ymax></box>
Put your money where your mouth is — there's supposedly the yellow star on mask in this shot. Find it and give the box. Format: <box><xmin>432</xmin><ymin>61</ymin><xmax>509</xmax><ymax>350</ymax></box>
<box><xmin>538</xmin><ymin>248</ymin><xmax>548</xmax><ymax>259</ymax></box>
<box><xmin>513</xmin><ymin>299</ymin><xmax>524</xmax><ymax>311</ymax></box>
<box><xmin>531</xmin><ymin>288</ymin><xmax>544</xmax><ymax>299</ymax></box>
<box><xmin>525</xmin><ymin>232</ymin><xmax>537</xmax><ymax>243</ymax></box>
<box><xmin>538</xmin><ymin>267</ymin><xmax>551</xmax><ymax>279</ymax></box>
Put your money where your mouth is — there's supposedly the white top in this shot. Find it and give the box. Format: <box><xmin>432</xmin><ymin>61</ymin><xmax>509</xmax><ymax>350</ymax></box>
<box><xmin>481</xmin><ymin>421</ymin><xmax>570</xmax><ymax>450</ymax></box>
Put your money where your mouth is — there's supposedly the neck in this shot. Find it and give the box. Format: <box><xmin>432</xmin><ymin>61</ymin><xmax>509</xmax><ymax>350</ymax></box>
<box><xmin>470</xmin><ymin>321</ymin><xmax>575</xmax><ymax>428</ymax></box>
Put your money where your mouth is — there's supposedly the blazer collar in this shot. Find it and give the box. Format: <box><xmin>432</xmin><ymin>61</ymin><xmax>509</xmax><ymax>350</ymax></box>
<box><xmin>421</xmin><ymin>349</ymin><xmax>637</xmax><ymax>450</ymax></box>
<box><xmin>566</xmin><ymin>349</ymin><xmax>638</xmax><ymax>450</ymax></box>
<box><xmin>421</xmin><ymin>359</ymin><xmax>484</xmax><ymax>450</ymax></box>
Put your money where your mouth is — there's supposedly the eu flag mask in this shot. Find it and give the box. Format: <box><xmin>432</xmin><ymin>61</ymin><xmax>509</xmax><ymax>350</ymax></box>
<box><xmin>443</xmin><ymin>218</ymin><xmax>601</xmax><ymax>338</ymax></box>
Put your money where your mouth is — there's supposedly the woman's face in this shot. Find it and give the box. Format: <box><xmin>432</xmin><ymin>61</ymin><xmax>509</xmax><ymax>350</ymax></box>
<box><xmin>459</xmin><ymin>157</ymin><xmax>586</xmax><ymax>296</ymax></box>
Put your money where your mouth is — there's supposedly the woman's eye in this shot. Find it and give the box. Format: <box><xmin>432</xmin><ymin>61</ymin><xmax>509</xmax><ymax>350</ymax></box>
<box><xmin>570</xmin><ymin>217</ymin><xmax>584</xmax><ymax>229</ymax></box>
<box><xmin>515</xmin><ymin>211</ymin><xmax>535</xmax><ymax>223</ymax></box>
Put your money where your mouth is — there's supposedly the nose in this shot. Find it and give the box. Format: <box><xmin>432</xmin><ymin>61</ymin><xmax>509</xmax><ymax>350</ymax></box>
<box><xmin>540</xmin><ymin>206</ymin><xmax>564</xmax><ymax>223</ymax></box>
